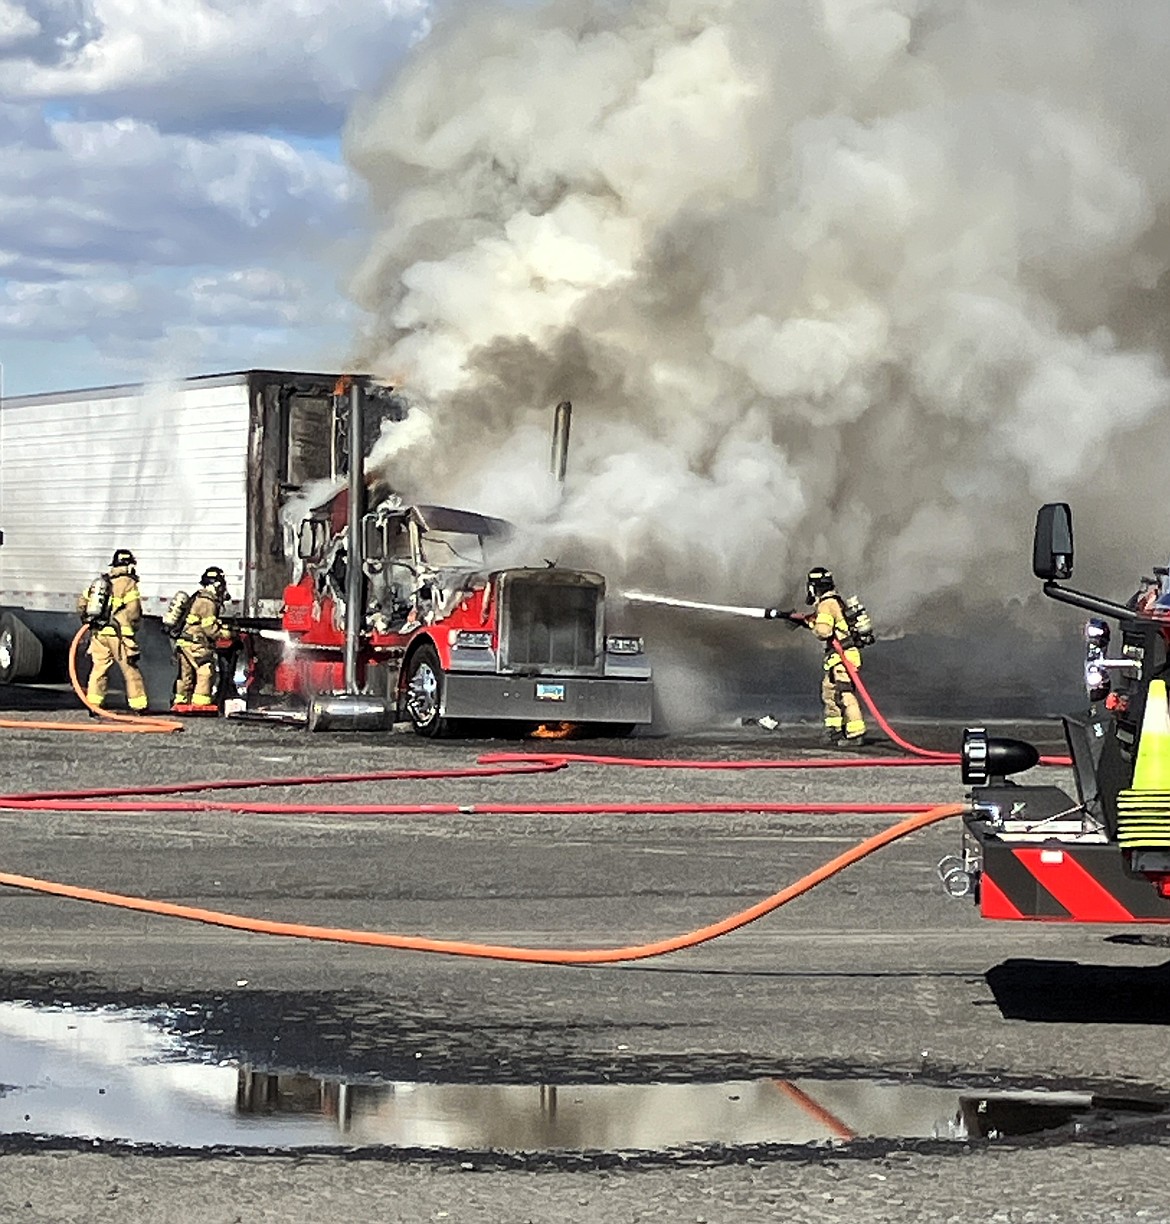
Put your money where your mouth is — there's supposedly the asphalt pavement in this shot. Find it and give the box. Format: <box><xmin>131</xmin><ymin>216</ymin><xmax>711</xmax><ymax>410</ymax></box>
<box><xmin>1</xmin><ymin>690</ymin><xmax>1169</xmax><ymax>1222</ymax></box>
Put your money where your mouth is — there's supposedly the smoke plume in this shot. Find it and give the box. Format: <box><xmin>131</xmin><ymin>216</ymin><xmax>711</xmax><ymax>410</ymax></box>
<box><xmin>343</xmin><ymin>0</ymin><xmax>1170</xmax><ymax>635</ymax></box>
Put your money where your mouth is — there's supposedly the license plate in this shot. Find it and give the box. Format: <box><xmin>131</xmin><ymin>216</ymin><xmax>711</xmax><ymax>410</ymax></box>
<box><xmin>535</xmin><ymin>682</ymin><xmax>565</xmax><ymax>702</ymax></box>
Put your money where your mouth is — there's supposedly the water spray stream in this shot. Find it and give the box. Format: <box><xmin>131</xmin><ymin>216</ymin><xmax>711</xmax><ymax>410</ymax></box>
<box><xmin>621</xmin><ymin>591</ymin><xmax>773</xmax><ymax>619</ymax></box>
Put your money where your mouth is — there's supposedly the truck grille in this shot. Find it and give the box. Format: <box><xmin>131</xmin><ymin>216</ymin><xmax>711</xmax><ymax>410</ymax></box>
<box><xmin>499</xmin><ymin>571</ymin><xmax>603</xmax><ymax>674</ymax></box>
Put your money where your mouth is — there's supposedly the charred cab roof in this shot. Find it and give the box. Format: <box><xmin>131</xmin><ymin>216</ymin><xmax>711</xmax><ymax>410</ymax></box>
<box><xmin>412</xmin><ymin>504</ymin><xmax>511</xmax><ymax>539</ymax></box>
<box><xmin>308</xmin><ymin>489</ymin><xmax>512</xmax><ymax>540</ymax></box>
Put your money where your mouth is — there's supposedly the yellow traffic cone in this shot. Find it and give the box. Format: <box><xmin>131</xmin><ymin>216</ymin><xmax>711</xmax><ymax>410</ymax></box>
<box><xmin>1117</xmin><ymin>678</ymin><xmax>1170</xmax><ymax>849</ymax></box>
<box><xmin>1132</xmin><ymin>679</ymin><xmax>1170</xmax><ymax>791</ymax></box>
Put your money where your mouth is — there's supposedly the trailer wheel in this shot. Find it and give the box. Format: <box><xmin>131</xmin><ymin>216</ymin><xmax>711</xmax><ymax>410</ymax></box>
<box><xmin>0</xmin><ymin>612</ymin><xmax>44</xmax><ymax>684</ymax></box>
<box><xmin>403</xmin><ymin>644</ymin><xmax>451</xmax><ymax>738</ymax></box>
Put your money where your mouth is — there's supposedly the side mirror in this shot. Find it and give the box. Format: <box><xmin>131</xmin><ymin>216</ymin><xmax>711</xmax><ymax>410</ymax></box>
<box><xmin>362</xmin><ymin>514</ymin><xmax>386</xmax><ymax>563</ymax></box>
<box><xmin>297</xmin><ymin>520</ymin><xmax>316</xmax><ymax>561</ymax></box>
<box><xmin>1033</xmin><ymin>503</ymin><xmax>1073</xmax><ymax>580</ymax></box>
<box><xmin>298</xmin><ymin>519</ymin><xmax>327</xmax><ymax>561</ymax></box>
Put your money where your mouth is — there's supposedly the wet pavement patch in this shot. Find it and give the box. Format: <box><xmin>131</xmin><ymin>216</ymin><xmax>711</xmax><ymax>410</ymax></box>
<box><xmin>0</xmin><ymin>1002</ymin><xmax>1165</xmax><ymax>1157</ymax></box>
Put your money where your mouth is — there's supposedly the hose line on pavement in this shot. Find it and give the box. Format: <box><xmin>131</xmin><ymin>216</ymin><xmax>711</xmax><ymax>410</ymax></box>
<box><xmin>0</xmin><ymin>803</ymin><xmax>966</xmax><ymax>964</ymax></box>
<box><xmin>0</xmin><ymin>626</ymin><xmax>182</xmax><ymax>735</ymax></box>
<box><xmin>0</xmin><ymin>759</ymin><xmax>567</xmax><ymax>805</ymax></box>
<box><xmin>0</xmin><ymin>796</ymin><xmax>940</xmax><ymax>816</ymax></box>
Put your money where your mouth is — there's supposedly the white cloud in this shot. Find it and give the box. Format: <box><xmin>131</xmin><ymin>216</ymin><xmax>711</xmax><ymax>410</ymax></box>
<box><xmin>0</xmin><ymin>98</ymin><xmax>360</xmax><ymax>382</ymax></box>
<box><xmin>0</xmin><ymin>265</ymin><xmax>337</xmax><ymax>340</ymax></box>
<box><xmin>0</xmin><ymin>0</ymin><xmax>415</xmax><ymax>388</ymax></box>
<box><xmin>0</xmin><ymin>0</ymin><xmax>429</xmax><ymax>133</ymax></box>
<box><xmin>0</xmin><ymin>108</ymin><xmax>353</xmax><ymax>266</ymax></box>
<box><xmin>185</xmin><ymin>268</ymin><xmax>315</xmax><ymax>328</ymax></box>
<box><xmin>0</xmin><ymin>260</ymin><xmax>357</xmax><ymax>387</ymax></box>
<box><xmin>0</xmin><ymin>0</ymin><xmax>39</xmax><ymax>50</ymax></box>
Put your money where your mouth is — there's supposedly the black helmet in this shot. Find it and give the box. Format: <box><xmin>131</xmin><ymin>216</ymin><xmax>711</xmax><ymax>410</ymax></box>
<box><xmin>200</xmin><ymin>566</ymin><xmax>227</xmax><ymax>589</ymax></box>
<box><xmin>111</xmin><ymin>548</ymin><xmax>137</xmax><ymax>568</ymax></box>
<box><xmin>806</xmin><ymin>566</ymin><xmax>835</xmax><ymax>605</ymax></box>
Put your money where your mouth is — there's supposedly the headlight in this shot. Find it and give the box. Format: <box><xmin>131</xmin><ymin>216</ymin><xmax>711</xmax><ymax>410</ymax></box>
<box><xmin>450</xmin><ymin>630</ymin><xmax>493</xmax><ymax>649</ymax></box>
<box><xmin>605</xmin><ymin>635</ymin><xmax>644</xmax><ymax>655</ymax></box>
<box><xmin>1084</xmin><ymin>661</ymin><xmax>1111</xmax><ymax>700</ymax></box>
<box><xmin>961</xmin><ymin>726</ymin><xmax>1040</xmax><ymax>786</ymax></box>
<box><xmin>1084</xmin><ymin>618</ymin><xmax>1110</xmax><ymax>651</ymax></box>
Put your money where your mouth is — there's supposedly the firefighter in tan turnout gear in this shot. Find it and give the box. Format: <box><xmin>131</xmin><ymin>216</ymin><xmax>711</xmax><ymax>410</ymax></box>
<box><xmin>168</xmin><ymin>566</ymin><xmax>230</xmax><ymax>713</ymax></box>
<box><xmin>805</xmin><ymin>566</ymin><xmax>868</xmax><ymax>747</ymax></box>
<box><xmin>77</xmin><ymin>548</ymin><xmax>149</xmax><ymax>712</ymax></box>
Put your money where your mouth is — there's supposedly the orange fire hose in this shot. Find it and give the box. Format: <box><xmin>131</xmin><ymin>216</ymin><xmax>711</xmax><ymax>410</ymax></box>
<box><xmin>772</xmin><ymin>1080</ymin><xmax>857</xmax><ymax>1140</ymax></box>
<box><xmin>0</xmin><ymin>625</ymin><xmax>182</xmax><ymax>734</ymax></box>
<box><xmin>0</xmin><ymin>803</ymin><xmax>965</xmax><ymax>964</ymax></box>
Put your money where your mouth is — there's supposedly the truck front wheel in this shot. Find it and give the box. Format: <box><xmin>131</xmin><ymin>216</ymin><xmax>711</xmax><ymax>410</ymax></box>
<box><xmin>403</xmin><ymin>643</ymin><xmax>452</xmax><ymax>738</ymax></box>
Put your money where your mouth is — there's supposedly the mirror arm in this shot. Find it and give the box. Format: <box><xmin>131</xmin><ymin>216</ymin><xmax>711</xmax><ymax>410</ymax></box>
<box><xmin>1043</xmin><ymin>581</ymin><xmax>1138</xmax><ymax>623</ymax></box>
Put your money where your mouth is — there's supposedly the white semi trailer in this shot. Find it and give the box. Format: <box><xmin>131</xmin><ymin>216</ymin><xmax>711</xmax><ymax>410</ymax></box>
<box><xmin>0</xmin><ymin>369</ymin><xmax>367</xmax><ymax>692</ymax></box>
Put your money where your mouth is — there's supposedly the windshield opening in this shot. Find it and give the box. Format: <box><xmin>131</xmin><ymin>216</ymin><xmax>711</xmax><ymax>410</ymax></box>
<box><xmin>419</xmin><ymin>531</ymin><xmax>487</xmax><ymax>569</ymax></box>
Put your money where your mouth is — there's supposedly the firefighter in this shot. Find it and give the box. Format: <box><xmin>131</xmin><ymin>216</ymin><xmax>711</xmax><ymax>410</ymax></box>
<box><xmin>768</xmin><ymin>568</ymin><xmax>869</xmax><ymax>745</ymax></box>
<box><xmin>77</xmin><ymin>548</ymin><xmax>149</xmax><ymax>712</ymax></box>
<box><xmin>804</xmin><ymin>566</ymin><xmax>867</xmax><ymax>746</ymax></box>
<box><xmin>171</xmin><ymin>566</ymin><xmax>230</xmax><ymax>712</ymax></box>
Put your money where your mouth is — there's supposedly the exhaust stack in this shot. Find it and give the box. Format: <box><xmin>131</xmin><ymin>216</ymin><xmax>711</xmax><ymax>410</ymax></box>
<box><xmin>550</xmin><ymin>400</ymin><xmax>572</xmax><ymax>483</ymax></box>
<box><xmin>307</xmin><ymin>377</ymin><xmax>392</xmax><ymax>732</ymax></box>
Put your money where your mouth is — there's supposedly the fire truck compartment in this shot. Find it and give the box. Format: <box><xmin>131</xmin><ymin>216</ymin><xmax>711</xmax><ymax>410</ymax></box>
<box><xmin>970</xmin><ymin>822</ymin><xmax>1170</xmax><ymax>922</ymax></box>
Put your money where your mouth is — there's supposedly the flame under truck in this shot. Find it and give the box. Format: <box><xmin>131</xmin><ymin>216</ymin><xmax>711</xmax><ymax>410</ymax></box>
<box><xmin>942</xmin><ymin>502</ymin><xmax>1170</xmax><ymax>921</ymax></box>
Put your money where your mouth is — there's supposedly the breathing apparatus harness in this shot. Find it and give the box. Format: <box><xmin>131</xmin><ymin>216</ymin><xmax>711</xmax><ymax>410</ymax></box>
<box><xmin>166</xmin><ymin>568</ymin><xmax>229</xmax><ymax>657</ymax></box>
<box><xmin>161</xmin><ymin>591</ymin><xmax>195</xmax><ymax>640</ymax></box>
<box><xmin>805</xmin><ymin>568</ymin><xmax>875</xmax><ymax>653</ymax></box>
<box><xmin>82</xmin><ymin>551</ymin><xmax>140</xmax><ymax>639</ymax></box>
<box><xmin>81</xmin><ymin>573</ymin><xmax>115</xmax><ymax>628</ymax></box>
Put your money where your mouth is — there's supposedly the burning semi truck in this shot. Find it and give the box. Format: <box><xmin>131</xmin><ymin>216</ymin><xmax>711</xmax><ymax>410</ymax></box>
<box><xmin>942</xmin><ymin>502</ymin><xmax>1170</xmax><ymax>922</ymax></box>
<box><xmin>0</xmin><ymin>371</ymin><xmax>652</xmax><ymax>734</ymax></box>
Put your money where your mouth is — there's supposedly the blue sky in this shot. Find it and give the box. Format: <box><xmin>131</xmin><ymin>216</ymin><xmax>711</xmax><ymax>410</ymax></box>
<box><xmin>0</xmin><ymin>0</ymin><xmax>429</xmax><ymax>396</ymax></box>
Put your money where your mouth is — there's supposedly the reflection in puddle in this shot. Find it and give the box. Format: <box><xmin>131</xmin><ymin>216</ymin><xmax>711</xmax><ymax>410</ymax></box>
<box><xmin>0</xmin><ymin>1003</ymin><xmax>1161</xmax><ymax>1152</ymax></box>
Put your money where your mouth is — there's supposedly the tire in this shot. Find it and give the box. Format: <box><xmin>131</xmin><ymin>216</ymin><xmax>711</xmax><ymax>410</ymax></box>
<box><xmin>402</xmin><ymin>643</ymin><xmax>452</xmax><ymax>738</ymax></box>
<box><xmin>0</xmin><ymin>612</ymin><xmax>44</xmax><ymax>684</ymax></box>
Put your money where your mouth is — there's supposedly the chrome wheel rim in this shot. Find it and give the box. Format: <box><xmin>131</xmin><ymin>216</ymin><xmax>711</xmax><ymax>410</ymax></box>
<box><xmin>0</xmin><ymin>629</ymin><xmax>13</xmax><ymax>672</ymax></box>
<box><xmin>406</xmin><ymin>661</ymin><xmax>439</xmax><ymax>726</ymax></box>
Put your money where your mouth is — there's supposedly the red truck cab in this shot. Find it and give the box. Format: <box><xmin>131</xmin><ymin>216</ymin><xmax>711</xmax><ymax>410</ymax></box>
<box><xmin>278</xmin><ymin>494</ymin><xmax>652</xmax><ymax>737</ymax></box>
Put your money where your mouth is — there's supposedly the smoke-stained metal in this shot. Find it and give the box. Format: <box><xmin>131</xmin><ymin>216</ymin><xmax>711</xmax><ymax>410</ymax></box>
<box><xmin>306</xmin><ymin>693</ymin><xmax>391</xmax><ymax>732</ymax></box>
<box><xmin>307</xmin><ymin>376</ymin><xmax>391</xmax><ymax>731</ymax></box>
<box><xmin>344</xmin><ymin>379</ymin><xmax>366</xmax><ymax>694</ymax></box>
<box><xmin>550</xmin><ymin>400</ymin><xmax>572</xmax><ymax>484</ymax></box>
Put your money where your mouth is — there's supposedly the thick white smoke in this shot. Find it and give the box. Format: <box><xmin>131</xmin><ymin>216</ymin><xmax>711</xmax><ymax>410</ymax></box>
<box><xmin>343</xmin><ymin>0</ymin><xmax>1170</xmax><ymax>632</ymax></box>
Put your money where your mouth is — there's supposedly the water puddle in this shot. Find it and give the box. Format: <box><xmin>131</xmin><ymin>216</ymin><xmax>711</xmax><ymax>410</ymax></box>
<box><xmin>0</xmin><ymin>1003</ymin><xmax>1162</xmax><ymax>1153</ymax></box>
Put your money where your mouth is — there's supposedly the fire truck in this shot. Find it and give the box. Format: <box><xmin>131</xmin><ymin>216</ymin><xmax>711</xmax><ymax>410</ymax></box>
<box><xmin>941</xmin><ymin>502</ymin><xmax>1170</xmax><ymax>922</ymax></box>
